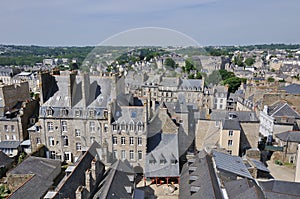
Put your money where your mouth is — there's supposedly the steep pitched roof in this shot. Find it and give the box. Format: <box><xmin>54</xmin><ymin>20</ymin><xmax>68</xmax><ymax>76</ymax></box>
<box><xmin>269</xmin><ymin>102</ymin><xmax>300</xmax><ymax>118</ymax></box>
<box><xmin>94</xmin><ymin>160</ymin><xmax>134</xmax><ymax>199</ymax></box>
<box><xmin>179</xmin><ymin>151</ymin><xmax>223</xmax><ymax>199</ymax></box>
<box><xmin>0</xmin><ymin>151</ymin><xmax>13</xmax><ymax>167</ymax></box>
<box><xmin>212</xmin><ymin>151</ymin><xmax>253</xmax><ymax>179</ymax></box>
<box><xmin>222</xmin><ymin>119</ymin><xmax>241</xmax><ymax>130</ymax></box>
<box><xmin>147</xmin><ymin>105</ymin><xmax>178</xmax><ymax>137</ymax></box>
<box><xmin>275</xmin><ymin>131</ymin><xmax>300</xmax><ymax>142</ymax></box>
<box><xmin>224</xmin><ymin>178</ymin><xmax>264</xmax><ymax>199</ymax></box>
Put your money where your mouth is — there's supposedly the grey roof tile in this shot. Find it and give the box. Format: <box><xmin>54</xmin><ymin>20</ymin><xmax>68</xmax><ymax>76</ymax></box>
<box><xmin>276</xmin><ymin>131</ymin><xmax>300</xmax><ymax>142</ymax></box>
<box><xmin>212</xmin><ymin>150</ymin><xmax>253</xmax><ymax>179</ymax></box>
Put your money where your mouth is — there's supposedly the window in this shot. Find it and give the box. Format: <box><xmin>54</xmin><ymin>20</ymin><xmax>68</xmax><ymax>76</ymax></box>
<box><xmin>171</xmin><ymin>159</ymin><xmax>176</xmax><ymax>165</ymax></box>
<box><xmin>121</xmin><ymin>137</ymin><xmax>126</xmax><ymax>145</ymax></box>
<box><xmin>219</xmin><ymin>104</ymin><xmax>223</xmax><ymax>109</ymax></box>
<box><xmin>89</xmin><ymin>110</ymin><xmax>95</xmax><ymax>117</ymax></box>
<box><xmin>113</xmin><ymin>124</ymin><xmax>118</xmax><ymax>131</ymax></box>
<box><xmin>138</xmin><ymin>150</ymin><xmax>142</xmax><ymax>161</ymax></box>
<box><xmin>129</xmin><ymin>123</ymin><xmax>134</xmax><ymax>131</ymax></box>
<box><xmin>138</xmin><ymin>137</ymin><xmax>142</xmax><ymax>146</ymax></box>
<box><xmin>47</xmin><ymin>122</ymin><xmax>53</xmax><ymax>131</ymax></box>
<box><xmin>229</xmin><ymin>130</ymin><xmax>233</xmax><ymax>136</ymax></box>
<box><xmin>215</xmin><ymin>121</ymin><xmax>220</xmax><ymax>127</ymax></box>
<box><xmin>49</xmin><ymin>137</ymin><xmax>55</xmax><ymax>146</ymax></box>
<box><xmin>220</xmin><ymin>99</ymin><xmax>223</xmax><ymax>103</ymax></box>
<box><xmin>46</xmin><ymin>108</ymin><xmax>53</xmax><ymax>116</ymax></box>
<box><xmin>130</xmin><ymin>137</ymin><xmax>134</xmax><ymax>145</ymax></box>
<box><xmin>228</xmin><ymin>140</ymin><xmax>233</xmax><ymax>146</ymax></box>
<box><xmin>121</xmin><ymin>123</ymin><xmax>126</xmax><ymax>131</ymax></box>
<box><xmin>90</xmin><ymin>137</ymin><xmax>95</xmax><ymax>143</ymax></box>
<box><xmin>121</xmin><ymin>150</ymin><xmax>126</xmax><ymax>160</ymax></box>
<box><xmin>227</xmin><ymin>150</ymin><xmax>232</xmax><ymax>155</ymax></box>
<box><xmin>5</xmin><ymin>134</ymin><xmax>9</xmax><ymax>140</ymax></box>
<box><xmin>4</xmin><ymin>125</ymin><xmax>8</xmax><ymax>132</ymax></box>
<box><xmin>75</xmin><ymin>110</ymin><xmax>81</xmax><ymax>117</ymax></box>
<box><xmin>11</xmin><ymin>135</ymin><xmax>16</xmax><ymax>140</ymax></box>
<box><xmin>11</xmin><ymin>125</ymin><xmax>15</xmax><ymax>132</ymax></box>
<box><xmin>63</xmin><ymin>136</ymin><xmax>69</xmax><ymax>146</ymax></box>
<box><xmin>61</xmin><ymin>109</ymin><xmax>68</xmax><ymax>116</ymax></box>
<box><xmin>36</xmin><ymin>137</ymin><xmax>41</xmax><ymax>144</ymax></box>
<box><xmin>113</xmin><ymin>150</ymin><xmax>118</xmax><ymax>159</ymax></box>
<box><xmin>129</xmin><ymin>150</ymin><xmax>134</xmax><ymax>160</ymax></box>
<box><xmin>160</xmin><ymin>159</ymin><xmax>166</xmax><ymax>165</ymax></box>
<box><xmin>50</xmin><ymin>151</ymin><xmax>56</xmax><ymax>159</ymax></box>
<box><xmin>104</xmin><ymin>124</ymin><xmax>108</xmax><ymax>132</ymax></box>
<box><xmin>76</xmin><ymin>143</ymin><xmax>81</xmax><ymax>151</ymax></box>
<box><xmin>113</xmin><ymin>136</ymin><xmax>117</xmax><ymax>145</ymax></box>
<box><xmin>75</xmin><ymin>129</ymin><xmax>80</xmax><ymax>137</ymax></box>
<box><xmin>61</xmin><ymin>121</ymin><xmax>67</xmax><ymax>132</ymax></box>
<box><xmin>89</xmin><ymin>121</ymin><xmax>95</xmax><ymax>132</ymax></box>
<box><xmin>138</xmin><ymin>123</ymin><xmax>143</xmax><ymax>131</ymax></box>
<box><xmin>64</xmin><ymin>152</ymin><xmax>72</xmax><ymax>162</ymax></box>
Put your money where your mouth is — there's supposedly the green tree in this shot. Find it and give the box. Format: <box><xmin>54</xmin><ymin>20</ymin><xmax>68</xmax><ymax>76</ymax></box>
<box><xmin>185</xmin><ymin>59</ymin><xmax>196</xmax><ymax>72</ymax></box>
<box><xmin>222</xmin><ymin>77</ymin><xmax>245</xmax><ymax>93</ymax></box>
<box><xmin>245</xmin><ymin>57</ymin><xmax>255</xmax><ymax>66</ymax></box>
<box><xmin>219</xmin><ymin>69</ymin><xmax>235</xmax><ymax>80</ymax></box>
<box><xmin>267</xmin><ymin>77</ymin><xmax>275</xmax><ymax>82</ymax></box>
<box><xmin>164</xmin><ymin>58</ymin><xmax>176</xmax><ymax>68</ymax></box>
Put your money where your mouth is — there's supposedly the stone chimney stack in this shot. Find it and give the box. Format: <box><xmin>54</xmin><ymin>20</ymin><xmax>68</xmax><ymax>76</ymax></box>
<box><xmin>85</xmin><ymin>169</ymin><xmax>92</xmax><ymax>193</ymax></box>
<box><xmin>81</xmin><ymin>73</ymin><xmax>90</xmax><ymax>107</ymax></box>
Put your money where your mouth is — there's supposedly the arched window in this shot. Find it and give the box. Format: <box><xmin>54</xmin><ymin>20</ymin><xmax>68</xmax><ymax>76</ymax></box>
<box><xmin>129</xmin><ymin>122</ymin><xmax>135</xmax><ymax>131</ymax></box>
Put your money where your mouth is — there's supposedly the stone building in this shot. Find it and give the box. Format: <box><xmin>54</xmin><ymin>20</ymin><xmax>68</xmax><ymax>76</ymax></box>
<box><xmin>0</xmin><ymin>82</ymin><xmax>38</xmax><ymax>143</ymax></box>
<box><xmin>37</xmin><ymin>71</ymin><xmax>125</xmax><ymax>162</ymax></box>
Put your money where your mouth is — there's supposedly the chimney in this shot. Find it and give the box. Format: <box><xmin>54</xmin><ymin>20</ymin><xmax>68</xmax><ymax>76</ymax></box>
<box><xmin>85</xmin><ymin>169</ymin><xmax>92</xmax><ymax>193</ymax></box>
<box><xmin>263</xmin><ymin>105</ymin><xmax>268</xmax><ymax>114</ymax></box>
<box><xmin>81</xmin><ymin>73</ymin><xmax>90</xmax><ymax>107</ymax></box>
<box><xmin>68</xmin><ymin>72</ymin><xmax>76</xmax><ymax>107</ymax></box>
<box><xmin>75</xmin><ymin>186</ymin><xmax>84</xmax><ymax>199</ymax></box>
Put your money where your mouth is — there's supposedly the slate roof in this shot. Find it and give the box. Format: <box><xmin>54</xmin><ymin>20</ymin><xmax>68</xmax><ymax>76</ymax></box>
<box><xmin>53</xmin><ymin>142</ymin><xmax>103</xmax><ymax>199</ymax></box>
<box><xmin>0</xmin><ymin>151</ymin><xmax>13</xmax><ymax>167</ymax></box>
<box><xmin>179</xmin><ymin>151</ymin><xmax>223</xmax><ymax>199</ymax></box>
<box><xmin>179</xmin><ymin>79</ymin><xmax>203</xmax><ymax>91</ymax></box>
<box><xmin>145</xmin><ymin>133</ymin><xmax>179</xmax><ymax>178</ymax></box>
<box><xmin>113</xmin><ymin>106</ymin><xmax>145</xmax><ymax>124</ymax></box>
<box><xmin>268</xmin><ymin>102</ymin><xmax>300</xmax><ymax>119</ymax></box>
<box><xmin>283</xmin><ymin>84</ymin><xmax>300</xmax><ymax>95</ymax></box>
<box><xmin>212</xmin><ymin>151</ymin><xmax>253</xmax><ymax>179</ymax></box>
<box><xmin>94</xmin><ymin>160</ymin><xmax>135</xmax><ymax>199</ymax></box>
<box><xmin>210</xmin><ymin>110</ymin><xmax>258</xmax><ymax>122</ymax></box>
<box><xmin>275</xmin><ymin>131</ymin><xmax>300</xmax><ymax>142</ymax></box>
<box><xmin>222</xmin><ymin>119</ymin><xmax>241</xmax><ymax>130</ymax></box>
<box><xmin>147</xmin><ymin>105</ymin><xmax>178</xmax><ymax>137</ymax></box>
<box><xmin>259</xmin><ymin>180</ymin><xmax>300</xmax><ymax>199</ymax></box>
<box><xmin>42</xmin><ymin>74</ymin><xmax>114</xmax><ymax>109</ymax></box>
<box><xmin>159</xmin><ymin>77</ymin><xmax>179</xmax><ymax>88</ymax></box>
<box><xmin>224</xmin><ymin>178</ymin><xmax>265</xmax><ymax>199</ymax></box>
<box><xmin>0</xmin><ymin>141</ymin><xmax>20</xmax><ymax>149</ymax></box>
<box><xmin>8</xmin><ymin>156</ymin><xmax>61</xmax><ymax>199</ymax></box>
<box><xmin>249</xmin><ymin>158</ymin><xmax>269</xmax><ymax>173</ymax></box>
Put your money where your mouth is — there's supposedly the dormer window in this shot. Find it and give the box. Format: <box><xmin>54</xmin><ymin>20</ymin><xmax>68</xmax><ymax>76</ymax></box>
<box><xmin>129</xmin><ymin>122</ymin><xmax>134</xmax><ymax>131</ymax></box>
<box><xmin>159</xmin><ymin>154</ymin><xmax>167</xmax><ymax>165</ymax></box>
<box><xmin>137</xmin><ymin>122</ymin><xmax>144</xmax><ymax>131</ymax></box>
<box><xmin>61</xmin><ymin>108</ymin><xmax>68</xmax><ymax>116</ymax></box>
<box><xmin>121</xmin><ymin>122</ymin><xmax>126</xmax><ymax>131</ymax></box>
<box><xmin>89</xmin><ymin>110</ymin><xmax>95</xmax><ymax>117</ymax></box>
<box><xmin>75</xmin><ymin>110</ymin><xmax>81</xmax><ymax>117</ymax></box>
<box><xmin>112</xmin><ymin>123</ymin><xmax>118</xmax><ymax>131</ymax></box>
<box><xmin>46</xmin><ymin>108</ymin><xmax>54</xmax><ymax>116</ymax></box>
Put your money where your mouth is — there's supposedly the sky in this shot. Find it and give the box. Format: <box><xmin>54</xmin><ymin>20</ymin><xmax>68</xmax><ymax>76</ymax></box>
<box><xmin>0</xmin><ymin>0</ymin><xmax>300</xmax><ymax>46</ymax></box>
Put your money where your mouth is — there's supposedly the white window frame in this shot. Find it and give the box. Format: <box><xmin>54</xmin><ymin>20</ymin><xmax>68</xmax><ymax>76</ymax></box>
<box><xmin>61</xmin><ymin>121</ymin><xmax>67</xmax><ymax>132</ymax></box>
<box><xmin>129</xmin><ymin>137</ymin><xmax>134</xmax><ymax>145</ymax></box>
<box><xmin>138</xmin><ymin>137</ymin><xmax>142</xmax><ymax>146</ymax></box>
<box><xmin>113</xmin><ymin>136</ymin><xmax>117</xmax><ymax>145</ymax></box>
<box><xmin>129</xmin><ymin>150</ymin><xmax>134</xmax><ymax>160</ymax></box>
<box><xmin>121</xmin><ymin>137</ymin><xmax>126</xmax><ymax>145</ymax></box>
